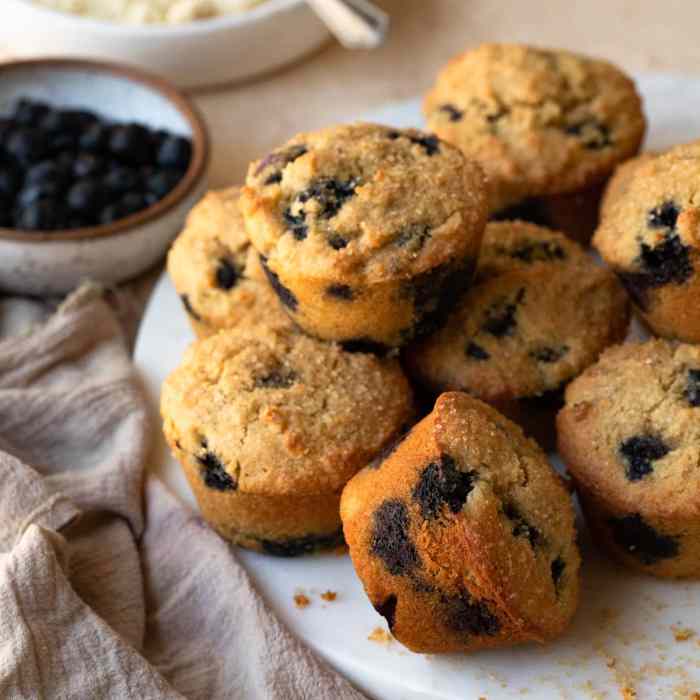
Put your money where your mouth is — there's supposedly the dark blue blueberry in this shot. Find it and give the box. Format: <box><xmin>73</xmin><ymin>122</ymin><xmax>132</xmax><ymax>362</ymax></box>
<box><xmin>255</xmin><ymin>368</ymin><xmax>297</xmax><ymax>389</ymax></box>
<box><xmin>180</xmin><ymin>293</ymin><xmax>201</xmax><ymax>321</ymax></box>
<box><xmin>17</xmin><ymin>181</ymin><xmax>62</xmax><ymax>208</ymax></box>
<box><xmin>0</xmin><ymin>164</ymin><xmax>21</xmax><ymax>198</ymax></box>
<box><xmin>80</xmin><ymin>122</ymin><xmax>111</xmax><ymax>152</ymax></box>
<box><xmin>14</xmin><ymin>200</ymin><xmax>67</xmax><ymax>231</ymax></box>
<box><xmin>482</xmin><ymin>289</ymin><xmax>525</xmax><ymax>337</ymax></box>
<box><xmin>551</xmin><ymin>557</ymin><xmax>565</xmax><ymax>588</ymax></box>
<box><xmin>326</xmin><ymin>284</ymin><xmax>353</xmax><ymax>300</ymax></box>
<box><xmin>328</xmin><ymin>234</ymin><xmax>349</xmax><ymax>250</ymax></box>
<box><xmin>120</xmin><ymin>192</ymin><xmax>148</xmax><ymax>217</ymax></box>
<box><xmin>260</xmin><ymin>530</ymin><xmax>344</xmax><ymax>557</ymax></box>
<box><xmin>144</xmin><ymin>168</ymin><xmax>182</xmax><ymax>199</ymax></box>
<box><xmin>41</xmin><ymin>108</ymin><xmax>97</xmax><ymax>133</ymax></box>
<box><xmin>648</xmin><ymin>201</ymin><xmax>679</xmax><ymax>229</ymax></box>
<box><xmin>508</xmin><ymin>240</ymin><xmax>566</xmax><ymax>263</ymax></box>
<box><xmin>156</xmin><ymin>135</ymin><xmax>192</xmax><ymax>170</ymax></box>
<box><xmin>503</xmin><ymin>503</ymin><xmax>541</xmax><ymax>547</ymax></box>
<box><xmin>0</xmin><ymin>200</ymin><xmax>12</xmax><ymax>227</ymax></box>
<box><xmin>103</xmin><ymin>165</ymin><xmax>140</xmax><ymax>193</ymax></box>
<box><xmin>373</xmin><ymin>595</ymin><xmax>398</xmax><ymax>631</ymax></box>
<box><xmin>442</xmin><ymin>590</ymin><xmax>500</xmax><ymax>636</ymax></box>
<box><xmin>466</xmin><ymin>342</ymin><xmax>490</xmax><ymax>360</ymax></box>
<box><xmin>439</xmin><ymin>104</ymin><xmax>463</xmax><ymax>121</ymax></box>
<box><xmin>99</xmin><ymin>203</ymin><xmax>127</xmax><ymax>225</ymax></box>
<box><xmin>530</xmin><ymin>345</ymin><xmax>569</xmax><ymax>363</ymax></box>
<box><xmin>73</xmin><ymin>152</ymin><xmax>105</xmax><ymax>179</ymax></box>
<box><xmin>196</xmin><ymin>449</ymin><xmax>236</xmax><ymax>491</ymax></box>
<box><xmin>109</xmin><ymin>123</ymin><xmax>154</xmax><ymax>165</ymax></box>
<box><xmin>619</xmin><ymin>435</ymin><xmax>670</xmax><ymax>481</ymax></box>
<box><xmin>259</xmin><ymin>254</ymin><xmax>298</xmax><ymax>311</ymax></box>
<box><xmin>409</xmin><ymin>133</ymin><xmax>440</xmax><ymax>156</ymax></box>
<box><xmin>608</xmin><ymin>513</ymin><xmax>679</xmax><ymax>565</ymax></box>
<box><xmin>6</xmin><ymin>128</ymin><xmax>48</xmax><ymax>164</ymax></box>
<box><xmin>13</xmin><ymin>98</ymin><xmax>50</xmax><ymax>127</ymax></box>
<box><xmin>67</xmin><ymin>180</ymin><xmax>106</xmax><ymax>214</ymax></box>
<box><xmin>215</xmin><ymin>258</ymin><xmax>240</xmax><ymax>290</ymax></box>
<box><xmin>413</xmin><ymin>454</ymin><xmax>477</xmax><ymax>520</ymax></box>
<box><xmin>370</xmin><ymin>499</ymin><xmax>420</xmax><ymax>576</ymax></box>
<box><xmin>685</xmin><ymin>369</ymin><xmax>700</xmax><ymax>407</ymax></box>
<box><xmin>254</xmin><ymin>144</ymin><xmax>307</xmax><ymax>178</ymax></box>
<box><xmin>25</xmin><ymin>160</ymin><xmax>68</xmax><ymax>187</ymax></box>
<box><xmin>283</xmin><ymin>208</ymin><xmax>308</xmax><ymax>240</ymax></box>
<box><xmin>340</xmin><ymin>338</ymin><xmax>388</xmax><ymax>355</ymax></box>
<box><xmin>564</xmin><ymin>119</ymin><xmax>612</xmax><ymax>149</ymax></box>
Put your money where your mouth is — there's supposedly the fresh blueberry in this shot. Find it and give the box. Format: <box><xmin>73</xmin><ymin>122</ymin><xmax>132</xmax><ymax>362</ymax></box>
<box><xmin>109</xmin><ymin>123</ymin><xmax>154</xmax><ymax>165</ymax></box>
<box><xmin>156</xmin><ymin>135</ymin><xmax>192</xmax><ymax>169</ymax></box>
<box><xmin>25</xmin><ymin>160</ymin><xmax>67</xmax><ymax>187</ymax></box>
<box><xmin>73</xmin><ymin>152</ymin><xmax>105</xmax><ymax>179</ymax></box>
<box><xmin>80</xmin><ymin>122</ymin><xmax>111</xmax><ymax>152</ymax></box>
<box><xmin>144</xmin><ymin>168</ymin><xmax>182</xmax><ymax>198</ymax></box>
<box><xmin>40</xmin><ymin>108</ymin><xmax>97</xmax><ymax>134</ymax></box>
<box><xmin>14</xmin><ymin>199</ymin><xmax>66</xmax><ymax>231</ymax></box>
<box><xmin>120</xmin><ymin>192</ymin><xmax>148</xmax><ymax>217</ymax></box>
<box><xmin>99</xmin><ymin>203</ymin><xmax>127</xmax><ymax>225</ymax></box>
<box><xmin>6</xmin><ymin>128</ymin><xmax>48</xmax><ymax>164</ymax></box>
<box><xmin>17</xmin><ymin>181</ymin><xmax>62</xmax><ymax>208</ymax></box>
<box><xmin>103</xmin><ymin>164</ymin><xmax>140</xmax><ymax>193</ymax></box>
<box><xmin>0</xmin><ymin>199</ymin><xmax>12</xmax><ymax>227</ymax></box>
<box><xmin>0</xmin><ymin>164</ymin><xmax>21</xmax><ymax>198</ymax></box>
<box><xmin>13</xmin><ymin>98</ymin><xmax>50</xmax><ymax>127</ymax></box>
<box><xmin>67</xmin><ymin>180</ymin><xmax>106</xmax><ymax>214</ymax></box>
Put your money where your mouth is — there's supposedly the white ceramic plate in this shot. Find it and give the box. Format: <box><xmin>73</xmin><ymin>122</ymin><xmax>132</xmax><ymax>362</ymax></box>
<box><xmin>0</xmin><ymin>0</ymin><xmax>329</xmax><ymax>89</ymax></box>
<box><xmin>136</xmin><ymin>74</ymin><xmax>700</xmax><ymax>700</ymax></box>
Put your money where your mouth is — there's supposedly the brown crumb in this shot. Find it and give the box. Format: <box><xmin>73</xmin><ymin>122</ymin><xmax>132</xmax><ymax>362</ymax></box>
<box><xmin>320</xmin><ymin>590</ymin><xmax>337</xmax><ymax>602</ymax></box>
<box><xmin>621</xmin><ymin>687</ymin><xmax>636</xmax><ymax>700</ymax></box>
<box><xmin>368</xmin><ymin>627</ymin><xmax>392</xmax><ymax>644</ymax></box>
<box><xmin>672</xmin><ymin>626</ymin><xmax>695</xmax><ymax>642</ymax></box>
<box><xmin>294</xmin><ymin>593</ymin><xmax>310</xmax><ymax>609</ymax></box>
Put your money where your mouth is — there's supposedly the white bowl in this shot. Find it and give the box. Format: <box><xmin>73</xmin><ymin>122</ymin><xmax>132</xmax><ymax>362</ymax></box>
<box><xmin>0</xmin><ymin>59</ymin><xmax>209</xmax><ymax>296</ymax></box>
<box><xmin>0</xmin><ymin>0</ymin><xmax>329</xmax><ymax>89</ymax></box>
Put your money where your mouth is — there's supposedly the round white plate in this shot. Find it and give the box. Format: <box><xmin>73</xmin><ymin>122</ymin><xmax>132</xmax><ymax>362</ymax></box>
<box><xmin>136</xmin><ymin>74</ymin><xmax>700</xmax><ymax>700</ymax></box>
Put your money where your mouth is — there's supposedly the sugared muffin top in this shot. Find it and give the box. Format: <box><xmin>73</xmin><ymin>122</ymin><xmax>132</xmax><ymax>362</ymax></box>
<box><xmin>424</xmin><ymin>44</ymin><xmax>646</xmax><ymax>211</ymax></box>
<box><xmin>241</xmin><ymin>122</ymin><xmax>488</xmax><ymax>283</ymax></box>
<box><xmin>161</xmin><ymin>325</ymin><xmax>414</xmax><ymax>496</ymax></box>
<box><xmin>405</xmin><ymin>221</ymin><xmax>629</xmax><ymax>400</ymax></box>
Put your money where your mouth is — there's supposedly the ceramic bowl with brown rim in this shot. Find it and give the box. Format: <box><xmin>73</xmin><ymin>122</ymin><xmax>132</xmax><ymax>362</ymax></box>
<box><xmin>0</xmin><ymin>59</ymin><xmax>209</xmax><ymax>296</ymax></box>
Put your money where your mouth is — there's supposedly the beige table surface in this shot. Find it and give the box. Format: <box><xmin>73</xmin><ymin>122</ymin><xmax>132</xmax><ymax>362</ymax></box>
<box><xmin>196</xmin><ymin>0</ymin><xmax>700</xmax><ymax>188</ymax></box>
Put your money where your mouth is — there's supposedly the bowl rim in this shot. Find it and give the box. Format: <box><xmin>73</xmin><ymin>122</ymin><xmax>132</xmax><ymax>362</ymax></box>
<box><xmin>9</xmin><ymin>0</ymin><xmax>304</xmax><ymax>36</ymax></box>
<box><xmin>0</xmin><ymin>57</ymin><xmax>209</xmax><ymax>243</ymax></box>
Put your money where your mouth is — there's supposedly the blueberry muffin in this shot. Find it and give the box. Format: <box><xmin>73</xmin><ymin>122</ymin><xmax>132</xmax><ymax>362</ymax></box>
<box><xmin>341</xmin><ymin>392</ymin><xmax>580</xmax><ymax>653</ymax></box>
<box><xmin>404</xmin><ymin>221</ymin><xmax>629</xmax><ymax>449</ymax></box>
<box><xmin>594</xmin><ymin>147</ymin><xmax>700</xmax><ymax>343</ymax></box>
<box><xmin>558</xmin><ymin>340</ymin><xmax>700</xmax><ymax>578</ymax></box>
<box><xmin>424</xmin><ymin>43</ymin><xmax>646</xmax><ymax>243</ymax></box>
<box><xmin>161</xmin><ymin>325</ymin><xmax>414</xmax><ymax>554</ymax></box>
<box><xmin>600</xmin><ymin>152</ymin><xmax>658</xmax><ymax>220</ymax></box>
<box><xmin>167</xmin><ymin>187</ymin><xmax>293</xmax><ymax>337</ymax></box>
<box><xmin>240</xmin><ymin>123</ymin><xmax>488</xmax><ymax>349</ymax></box>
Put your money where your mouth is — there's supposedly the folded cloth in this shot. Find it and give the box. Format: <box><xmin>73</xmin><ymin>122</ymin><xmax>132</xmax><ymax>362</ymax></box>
<box><xmin>0</xmin><ymin>284</ymin><xmax>365</xmax><ymax>700</ymax></box>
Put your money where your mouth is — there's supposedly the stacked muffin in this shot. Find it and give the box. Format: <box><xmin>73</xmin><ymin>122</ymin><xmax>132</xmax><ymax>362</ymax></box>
<box><xmin>162</xmin><ymin>42</ymin><xmax>700</xmax><ymax>656</ymax></box>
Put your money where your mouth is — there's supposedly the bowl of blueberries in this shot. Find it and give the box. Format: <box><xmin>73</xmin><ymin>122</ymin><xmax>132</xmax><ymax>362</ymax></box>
<box><xmin>0</xmin><ymin>58</ymin><xmax>209</xmax><ymax>295</ymax></box>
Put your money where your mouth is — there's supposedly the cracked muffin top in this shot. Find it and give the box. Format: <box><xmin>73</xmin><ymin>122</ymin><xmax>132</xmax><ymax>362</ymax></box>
<box><xmin>558</xmin><ymin>339</ymin><xmax>700</xmax><ymax>519</ymax></box>
<box><xmin>341</xmin><ymin>392</ymin><xmax>580</xmax><ymax>653</ymax></box>
<box><xmin>241</xmin><ymin>122</ymin><xmax>488</xmax><ymax>283</ymax></box>
<box><xmin>160</xmin><ymin>325</ymin><xmax>414</xmax><ymax>497</ymax></box>
<box><xmin>167</xmin><ymin>187</ymin><xmax>293</xmax><ymax>336</ymax></box>
<box><xmin>424</xmin><ymin>44</ymin><xmax>646</xmax><ymax>212</ymax></box>
<box><xmin>404</xmin><ymin>221</ymin><xmax>629</xmax><ymax>401</ymax></box>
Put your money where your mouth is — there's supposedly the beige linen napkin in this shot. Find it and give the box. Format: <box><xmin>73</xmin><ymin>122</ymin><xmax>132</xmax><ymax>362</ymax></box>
<box><xmin>0</xmin><ymin>285</ymin><xmax>365</xmax><ymax>700</ymax></box>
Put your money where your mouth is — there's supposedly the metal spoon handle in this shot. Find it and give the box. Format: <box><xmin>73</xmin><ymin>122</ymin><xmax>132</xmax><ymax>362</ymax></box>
<box><xmin>306</xmin><ymin>0</ymin><xmax>389</xmax><ymax>49</ymax></box>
